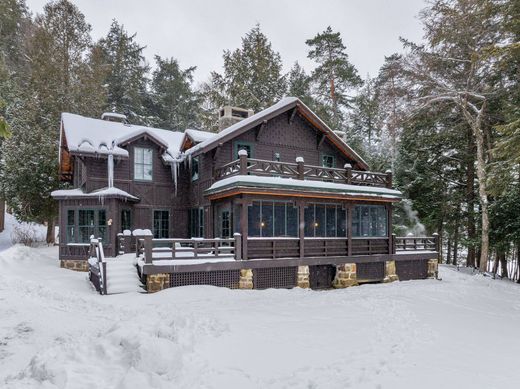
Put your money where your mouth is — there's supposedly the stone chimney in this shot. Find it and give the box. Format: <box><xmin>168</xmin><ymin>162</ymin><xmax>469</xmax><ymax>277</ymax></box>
<box><xmin>218</xmin><ymin>106</ymin><xmax>254</xmax><ymax>131</ymax></box>
<box><xmin>101</xmin><ymin>112</ymin><xmax>127</xmax><ymax>123</ymax></box>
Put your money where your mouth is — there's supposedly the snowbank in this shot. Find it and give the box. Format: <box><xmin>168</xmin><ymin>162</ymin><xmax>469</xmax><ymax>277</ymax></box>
<box><xmin>1</xmin><ymin>245</ymin><xmax>519</xmax><ymax>388</ymax></box>
<box><xmin>0</xmin><ymin>213</ymin><xmax>47</xmax><ymax>252</ymax></box>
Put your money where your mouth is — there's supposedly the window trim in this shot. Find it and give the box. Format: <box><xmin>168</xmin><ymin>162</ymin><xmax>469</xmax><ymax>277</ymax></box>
<box><xmin>189</xmin><ymin>207</ymin><xmax>204</xmax><ymax>238</ymax></box>
<box><xmin>65</xmin><ymin>208</ymin><xmax>108</xmax><ymax>244</ymax></box>
<box><xmin>152</xmin><ymin>209</ymin><xmax>170</xmax><ymax>239</ymax></box>
<box><xmin>352</xmin><ymin>205</ymin><xmax>388</xmax><ymax>238</ymax></box>
<box><xmin>320</xmin><ymin>153</ymin><xmax>336</xmax><ymax>168</ymax></box>
<box><xmin>133</xmin><ymin>146</ymin><xmax>154</xmax><ymax>182</ymax></box>
<box><xmin>191</xmin><ymin>156</ymin><xmax>200</xmax><ymax>182</ymax></box>
<box><xmin>120</xmin><ymin>208</ymin><xmax>132</xmax><ymax>233</ymax></box>
<box><xmin>233</xmin><ymin>141</ymin><xmax>255</xmax><ymax>159</ymax></box>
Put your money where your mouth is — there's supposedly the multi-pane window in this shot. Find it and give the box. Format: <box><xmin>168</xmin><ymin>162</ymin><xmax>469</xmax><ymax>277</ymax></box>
<box><xmin>191</xmin><ymin>156</ymin><xmax>199</xmax><ymax>181</ymax></box>
<box><xmin>153</xmin><ymin>210</ymin><xmax>169</xmax><ymax>239</ymax></box>
<box><xmin>352</xmin><ymin>205</ymin><xmax>388</xmax><ymax>237</ymax></box>
<box><xmin>248</xmin><ymin>201</ymin><xmax>298</xmax><ymax>237</ymax></box>
<box><xmin>134</xmin><ymin>147</ymin><xmax>153</xmax><ymax>181</ymax></box>
<box><xmin>234</xmin><ymin>142</ymin><xmax>253</xmax><ymax>158</ymax></box>
<box><xmin>189</xmin><ymin>208</ymin><xmax>204</xmax><ymax>237</ymax></box>
<box><xmin>304</xmin><ymin>204</ymin><xmax>346</xmax><ymax>237</ymax></box>
<box><xmin>321</xmin><ymin>154</ymin><xmax>335</xmax><ymax>168</ymax></box>
<box><xmin>221</xmin><ymin>210</ymin><xmax>231</xmax><ymax>238</ymax></box>
<box><xmin>121</xmin><ymin>209</ymin><xmax>132</xmax><ymax>232</ymax></box>
<box><xmin>66</xmin><ymin>209</ymin><xmax>107</xmax><ymax>243</ymax></box>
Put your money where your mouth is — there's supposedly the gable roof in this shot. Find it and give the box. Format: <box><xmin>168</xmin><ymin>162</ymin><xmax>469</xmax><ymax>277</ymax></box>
<box><xmin>180</xmin><ymin>128</ymin><xmax>217</xmax><ymax>151</ymax></box>
<box><xmin>60</xmin><ymin>113</ymin><xmax>184</xmax><ymax>160</ymax></box>
<box><xmin>184</xmin><ymin>97</ymin><xmax>369</xmax><ymax>170</ymax></box>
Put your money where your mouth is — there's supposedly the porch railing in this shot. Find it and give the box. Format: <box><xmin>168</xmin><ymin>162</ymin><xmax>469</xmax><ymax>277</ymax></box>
<box><xmin>88</xmin><ymin>237</ymin><xmax>107</xmax><ymax>295</ymax></box>
<box><xmin>136</xmin><ymin>233</ymin><xmax>242</xmax><ymax>264</ymax></box>
<box><xmin>214</xmin><ymin>155</ymin><xmax>393</xmax><ymax>188</ymax></box>
<box><xmin>393</xmin><ymin>234</ymin><xmax>439</xmax><ymax>253</ymax></box>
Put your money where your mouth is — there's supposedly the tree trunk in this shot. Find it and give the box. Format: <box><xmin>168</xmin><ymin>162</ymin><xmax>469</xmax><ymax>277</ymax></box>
<box><xmin>499</xmin><ymin>250</ymin><xmax>508</xmax><ymax>279</ymax></box>
<box><xmin>492</xmin><ymin>250</ymin><xmax>499</xmax><ymax>275</ymax></box>
<box><xmin>46</xmin><ymin>220</ymin><xmax>55</xmax><ymax>244</ymax></box>
<box><xmin>447</xmin><ymin>237</ymin><xmax>452</xmax><ymax>265</ymax></box>
<box><xmin>516</xmin><ymin>243</ymin><xmax>520</xmax><ymax>283</ymax></box>
<box><xmin>453</xmin><ymin>224</ymin><xmax>459</xmax><ymax>266</ymax></box>
<box><xmin>466</xmin><ymin>127</ymin><xmax>476</xmax><ymax>267</ymax></box>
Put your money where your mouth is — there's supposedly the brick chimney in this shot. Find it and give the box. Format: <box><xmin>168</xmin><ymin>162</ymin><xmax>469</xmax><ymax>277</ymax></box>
<box><xmin>218</xmin><ymin>106</ymin><xmax>254</xmax><ymax>131</ymax></box>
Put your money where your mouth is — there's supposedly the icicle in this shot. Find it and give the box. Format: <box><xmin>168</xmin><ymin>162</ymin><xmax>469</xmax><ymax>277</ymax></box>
<box><xmin>171</xmin><ymin>159</ymin><xmax>179</xmax><ymax>195</ymax></box>
<box><xmin>108</xmin><ymin>153</ymin><xmax>114</xmax><ymax>188</ymax></box>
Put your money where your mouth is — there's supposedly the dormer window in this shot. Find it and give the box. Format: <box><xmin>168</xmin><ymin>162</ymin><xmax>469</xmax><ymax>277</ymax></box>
<box><xmin>134</xmin><ymin>147</ymin><xmax>153</xmax><ymax>181</ymax></box>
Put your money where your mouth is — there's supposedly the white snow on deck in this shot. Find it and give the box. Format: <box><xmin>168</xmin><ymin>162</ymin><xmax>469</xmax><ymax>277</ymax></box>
<box><xmin>1</xmin><ymin>245</ymin><xmax>519</xmax><ymax>388</ymax></box>
<box><xmin>208</xmin><ymin>174</ymin><xmax>403</xmax><ymax>198</ymax></box>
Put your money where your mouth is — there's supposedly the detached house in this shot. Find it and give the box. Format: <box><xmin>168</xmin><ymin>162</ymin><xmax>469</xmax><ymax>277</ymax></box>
<box><xmin>52</xmin><ymin>98</ymin><xmax>438</xmax><ymax>292</ymax></box>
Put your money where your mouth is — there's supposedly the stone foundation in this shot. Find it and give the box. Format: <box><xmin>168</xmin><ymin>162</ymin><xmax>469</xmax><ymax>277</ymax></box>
<box><xmin>146</xmin><ymin>273</ymin><xmax>170</xmax><ymax>293</ymax></box>
<box><xmin>61</xmin><ymin>260</ymin><xmax>89</xmax><ymax>272</ymax></box>
<box><xmin>384</xmin><ymin>260</ymin><xmax>399</xmax><ymax>283</ymax></box>
<box><xmin>427</xmin><ymin>259</ymin><xmax>439</xmax><ymax>279</ymax></box>
<box><xmin>239</xmin><ymin>269</ymin><xmax>253</xmax><ymax>289</ymax></box>
<box><xmin>333</xmin><ymin>263</ymin><xmax>357</xmax><ymax>288</ymax></box>
<box><xmin>297</xmin><ymin>266</ymin><xmax>310</xmax><ymax>288</ymax></box>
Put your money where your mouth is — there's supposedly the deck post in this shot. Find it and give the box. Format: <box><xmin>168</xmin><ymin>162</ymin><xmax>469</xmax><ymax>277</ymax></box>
<box><xmin>391</xmin><ymin>233</ymin><xmax>397</xmax><ymax>254</ymax></box>
<box><xmin>240</xmin><ymin>197</ymin><xmax>248</xmax><ymax>260</ymax></box>
<box><xmin>347</xmin><ymin>204</ymin><xmax>352</xmax><ymax>256</ymax></box>
<box><xmin>296</xmin><ymin>157</ymin><xmax>305</xmax><ymax>180</ymax></box>
<box><xmin>144</xmin><ymin>235</ymin><xmax>153</xmax><ymax>264</ymax></box>
<box><xmin>344</xmin><ymin>163</ymin><xmax>352</xmax><ymax>184</ymax></box>
<box><xmin>234</xmin><ymin>233</ymin><xmax>242</xmax><ymax>260</ymax></box>
<box><xmin>239</xmin><ymin>149</ymin><xmax>248</xmax><ymax>175</ymax></box>
<box><xmin>433</xmin><ymin>232</ymin><xmax>440</xmax><ymax>254</ymax></box>
<box><xmin>385</xmin><ymin>169</ymin><xmax>393</xmax><ymax>188</ymax></box>
<box><xmin>298</xmin><ymin>199</ymin><xmax>305</xmax><ymax>258</ymax></box>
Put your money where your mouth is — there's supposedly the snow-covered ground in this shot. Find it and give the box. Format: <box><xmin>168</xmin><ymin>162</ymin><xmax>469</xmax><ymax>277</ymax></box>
<box><xmin>1</xmin><ymin>244</ymin><xmax>519</xmax><ymax>388</ymax></box>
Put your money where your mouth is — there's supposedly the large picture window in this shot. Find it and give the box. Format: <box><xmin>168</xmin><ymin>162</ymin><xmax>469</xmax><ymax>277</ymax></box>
<box><xmin>352</xmin><ymin>205</ymin><xmax>388</xmax><ymax>237</ymax></box>
<box><xmin>66</xmin><ymin>209</ymin><xmax>107</xmax><ymax>243</ymax></box>
<box><xmin>248</xmin><ymin>201</ymin><xmax>298</xmax><ymax>237</ymax></box>
<box><xmin>153</xmin><ymin>210</ymin><xmax>169</xmax><ymax>239</ymax></box>
<box><xmin>189</xmin><ymin>208</ymin><xmax>204</xmax><ymax>237</ymax></box>
<box><xmin>304</xmin><ymin>203</ymin><xmax>346</xmax><ymax>237</ymax></box>
<box><xmin>134</xmin><ymin>147</ymin><xmax>153</xmax><ymax>181</ymax></box>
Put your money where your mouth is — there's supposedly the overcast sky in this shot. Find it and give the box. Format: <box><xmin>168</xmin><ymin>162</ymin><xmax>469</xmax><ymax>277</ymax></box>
<box><xmin>25</xmin><ymin>0</ymin><xmax>427</xmax><ymax>85</ymax></box>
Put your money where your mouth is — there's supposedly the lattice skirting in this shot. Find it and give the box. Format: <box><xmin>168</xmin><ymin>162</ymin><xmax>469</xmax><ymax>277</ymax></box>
<box><xmin>170</xmin><ymin>270</ymin><xmax>241</xmax><ymax>289</ymax></box>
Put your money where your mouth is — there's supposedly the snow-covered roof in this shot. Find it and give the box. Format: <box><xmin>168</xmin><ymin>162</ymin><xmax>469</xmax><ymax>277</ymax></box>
<box><xmin>206</xmin><ymin>175</ymin><xmax>402</xmax><ymax>200</ymax></box>
<box><xmin>183</xmin><ymin>97</ymin><xmax>369</xmax><ymax>170</ymax></box>
<box><xmin>61</xmin><ymin>113</ymin><xmax>184</xmax><ymax>159</ymax></box>
<box><xmin>184</xmin><ymin>128</ymin><xmax>216</xmax><ymax>143</ymax></box>
<box><xmin>51</xmin><ymin>187</ymin><xmax>139</xmax><ymax>201</ymax></box>
<box><xmin>101</xmin><ymin>112</ymin><xmax>127</xmax><ymax>121</ymax></box>
<box><xmin>185</xmin><ymin>97</ymin><xmax>298</xmax><ymax>156</ymax></box>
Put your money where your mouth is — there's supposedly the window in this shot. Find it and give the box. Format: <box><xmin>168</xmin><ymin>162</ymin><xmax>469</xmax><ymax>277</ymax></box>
<box><xmin>273</xmin><ymin>152</ymin><xmax>281</xmax><ymax>162</ymax></box>
<box><xmin>321</xmin><ymin>154</ymin><xmax>335</xmax><ymax>168</ymax></box>
<box><xmin>191</xmin><ymin>156</ymin><xmax>199</xmax><ymax>181</ymax></box>
<box><xmin>67</xmin><ymin>210</ymin><xmax>75</xmax><ymax>242</ymax></box>
<box><xmin>153</xmin><ymin>210</ymin><xmax>169</xmax><ymax>239</ymax></box>
<box><xmin>66</xmin><ymin>209</ymin><xmax>107</xmax><ymax>243</ymax></box>
<box><xmin>247</xmin><ymin>201</ymin><xmax>298</xmax><ymax>237</ymax></box>
<box><xmin>134</xmin><ymin>147</ymin><xmax>153</xmax><ymax>181</ymax></box>
<box><xmin>221</xmin><ymin>210</ymin><xmax>231</xmax><ymax>238</ymax></box>
<box><xmin>352</xmin><ymin>205</ymin><xmax>388</xmax><ymax>237</ymax></box>
<box><xmin>234</xmin><ymin>141</ymin><xmax>254</xmax><ymax>159</ymax></box>
<box><xmin>121</xmin><ymin>209</ymin><xmax>132</xmax><ymax>232</ymax></box>
<box><xmin>304</xmin><ymin>203</ymin><xmax>346</xmax><ymax>237</ymax></box>
<box><xmin>190</xmin><ymin>208</ymin><xmax>204</xmax><ymax>237</ymax></box>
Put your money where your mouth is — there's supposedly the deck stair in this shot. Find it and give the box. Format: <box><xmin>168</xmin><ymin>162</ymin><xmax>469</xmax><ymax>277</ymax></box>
<box><xmin>105</xmin><ymin>255</ymin><xmax>144</xmax><ymax>294</ymax></box>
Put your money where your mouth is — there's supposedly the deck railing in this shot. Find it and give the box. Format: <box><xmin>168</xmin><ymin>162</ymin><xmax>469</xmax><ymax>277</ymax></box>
<box><xmin>136</xmin><ymin>233</ymin><xmax>242</xmax><ymax>264</ymax></box>
<box><xmin>88</xmin><ymin>237</ymin><xmax>107</xmax><ymax>295</ymax></box>
<box><xmin>135</xmin><ymin>232</ymin><xmax>439</xmax><ymax>264</ymax></box>
<box><xmin>214</xmin><ymin>155</ymin><xmax>392</xmax><ymax>188</ymax></box>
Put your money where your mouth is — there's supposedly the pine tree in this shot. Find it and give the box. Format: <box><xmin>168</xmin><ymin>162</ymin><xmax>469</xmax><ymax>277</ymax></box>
<box><xmin>287</xmin><ymin>62</ymin><xmax>315</xmax><ymax>107</ymax></box>
<box><xmin>148</xmin><ymin>55</ymin><xmax>201</xmax><ymax>130</ymax></box>
<box><xmin>306</xmin><ymin>26</ymin><xmax>362</xmax><ymax>131</ymax></box>
<box><xmin>211</xmin><ymin>25</ymin><xmax>286</xmax><ymax>113</ymax></box>
<box><xmin>98</xmin><ymin>20</ymin><xmax>149</xmax><ymax>122</ymax></box>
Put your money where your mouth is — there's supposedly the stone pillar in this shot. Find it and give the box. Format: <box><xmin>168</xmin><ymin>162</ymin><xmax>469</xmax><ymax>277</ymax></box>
<box><xmin>297</xmin><ymin>266</ymin><xmax>310</xmax><ymax>288</ymax></box>
<box><xmin>427</xmin><ymin>259</ymin><xmax>439</xmax><ymax>279</ymax></box>
<box><xmin>384</xmin><ymin>260</ymin><xmax>399</xmax><ymax>283</ymax></box>
<box><xmin>333</xmin><ymin>263</ymin><xmax>358</xmax><ymax>288</ymax></box>
<box><xmin>239</xmin><ymin>269</ymin><xmax>253</xmax><ymax>289</ymax></box>
<box><xmin>146</xmin><ymin>273</ymin><xmax>170</xmax><ymax>293</ymax></box>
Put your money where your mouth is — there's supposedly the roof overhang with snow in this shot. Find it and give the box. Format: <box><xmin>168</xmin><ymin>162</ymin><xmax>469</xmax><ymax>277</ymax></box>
<box><xmin>51</xmin><ymin>187</ymin><xmax>140</xmax><ymax>202</ymax></box>
<box><xmin>186</xmin><ymin>97</ymin><xmax>369</xmax><ymax>171</ymax></box>
<box><xmin>204</xmin><ymin>175</ymin><xmax>402</xmax><ymax>202</ymax></box>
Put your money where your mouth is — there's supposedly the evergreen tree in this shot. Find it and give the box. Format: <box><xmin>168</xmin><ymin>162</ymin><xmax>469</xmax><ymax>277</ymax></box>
<box><xmin>211</xmin><ymin>25</ymin><xmax>286</xmax><ymax>113</ymax></box>
<box><xmin>287</xmin><ymin>62</ymin><xmax>315</xmax><ymax>108</ymax></box>
<box><xmin>98</xmin><ymin>20</ymin><xmax>149</xmax><ymax>122</ymax></box>
<box><xmin>306</xmin><ymin>26</ymin><xmax>362</xmax><ymax>130</ymax></box>
<box><xmin>149</xmin><ymin>55</ymin><xmax>201</xmax><ymax>130</ymax></box>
